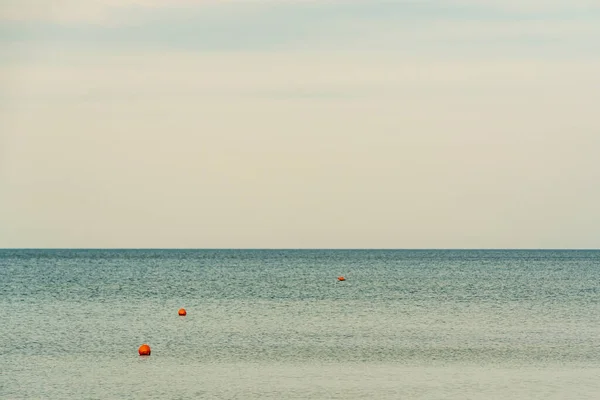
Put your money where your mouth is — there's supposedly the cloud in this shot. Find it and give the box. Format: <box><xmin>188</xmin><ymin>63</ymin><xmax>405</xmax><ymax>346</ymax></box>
<box><xmin>1</xmin><ymin>1</ymin><xmax>598</xmax><ymax>58</ymax></box>
<box><xmin>1</xmin><ymin>21</ymin><xmax>600</xmax><ymax>247</ymax></box>
<box><xmin>3</xmin><ymin>50</ymin><xmax>599</xmax><ymax>101</ymax></box>
<box><xmin>0</xmin><ymin>0</ymin><xmax>208</xmax><ymax>24</ymax></box>
<box><xmin>1</xmin><ymin>1</ymin><xmax>327</xmax><ymax>24</ymax></box>
<box><xmin>1</xmin><ymin>0</ymin><xmax>599</xmax><ymax>24</ymax></box>
<box><xmin>2</xmin><ymin>2</ymin><xmax>600</xmax><ymax>248</ymax></box>
<box><xmin>451</xmin><ymin>0</ymin><xmax>599</xmax><ymax>12</ymax></box>
<box><xmin>2</xmin><ymin>52</ymin><xmax>599</xmax><ymax>248</ymax></box>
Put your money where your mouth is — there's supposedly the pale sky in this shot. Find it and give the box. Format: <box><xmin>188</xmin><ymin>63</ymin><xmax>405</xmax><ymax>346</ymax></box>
<box><xmin>1</xmin><ymin>0</ymin><xmax>599</xmax><ymax>248</ymax></box>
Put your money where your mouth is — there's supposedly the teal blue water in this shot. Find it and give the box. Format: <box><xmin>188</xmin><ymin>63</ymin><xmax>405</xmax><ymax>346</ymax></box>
<box><xmin>1</xmin><ymin>250</ymin><xmax>599</xmax><ymax>399</ymax></box>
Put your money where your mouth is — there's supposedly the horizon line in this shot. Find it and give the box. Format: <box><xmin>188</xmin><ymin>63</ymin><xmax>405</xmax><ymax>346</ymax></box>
<box><xmin>1</xmin><ymin>248</ymin><xmax>599</xmax><ymax>251</ymax></box>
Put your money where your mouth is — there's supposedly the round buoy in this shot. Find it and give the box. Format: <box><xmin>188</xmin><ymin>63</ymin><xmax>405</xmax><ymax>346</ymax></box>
<box><xmin>337</xmin><ymin>276</ymin><xmax>346</xmax><ymax>281</ymax></box>
<box><xmin>178</xmin><ymin>308</ymin><xmax>187</xmax><ymax>316</ymax></box>
<box><xmin>138</xmin><ymin>344</ymin><xmax>151</xmax><ymax>356</ymax></box>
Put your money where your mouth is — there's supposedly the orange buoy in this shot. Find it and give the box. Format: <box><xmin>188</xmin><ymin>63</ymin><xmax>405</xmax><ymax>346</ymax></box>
<box><xmin>337</xmin><ymin>276</ymin><xmax>346</xmax><ymax>281</ymax></box>
<box><xmin>138</xmin><ymin>344</ymin><xmax>151</xmax><ymax>356</ymax></box>
<box><xmin>178</xmin><ymin>308</ymin><xmax>187</xmax><ymax>316</ymax></box>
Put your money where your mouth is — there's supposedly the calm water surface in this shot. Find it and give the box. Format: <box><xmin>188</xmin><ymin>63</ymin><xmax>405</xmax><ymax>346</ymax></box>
<box><xmin>1</xmin><ymin>250</ymin><xmax>599</xmax><ymax>399</ymax></box>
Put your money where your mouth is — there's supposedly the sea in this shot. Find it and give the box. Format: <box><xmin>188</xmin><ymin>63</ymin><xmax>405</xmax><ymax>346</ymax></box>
<box><xmin>1</xmin><ymin>249</ymin><xmax>599</xmax><ymax>399</ymax></box>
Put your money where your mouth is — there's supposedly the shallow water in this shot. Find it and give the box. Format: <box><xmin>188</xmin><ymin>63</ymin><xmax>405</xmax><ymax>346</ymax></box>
<box><xmin>1</xmin><ymin>249</ymin><xmax>599</xmax><ymax>399</ymax></box>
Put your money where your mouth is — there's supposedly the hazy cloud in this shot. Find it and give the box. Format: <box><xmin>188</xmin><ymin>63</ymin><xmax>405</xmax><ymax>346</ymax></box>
<box><xmin>1</xmin><ymin>0</ymin><xmax>599</xmax><ymax>248</ymax></box>
<box><xmin>2</xmin><ymin>0</ymin><xmax>599</xmax><ymax>24</ymax></box>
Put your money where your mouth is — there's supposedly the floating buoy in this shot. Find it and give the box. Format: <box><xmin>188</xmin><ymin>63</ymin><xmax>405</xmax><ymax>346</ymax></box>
<box><xmin>178</xmin><ymin>308</ymin><xmax>187</xmax><ymax>316</ymax></box>
<box><xmin>337</xmin><ymin>276</ymin><xmax>346</xmax><ymax>281</ymax></box>
<box><xmin>138</xmin><ymin>344</ymin><xmax>151</xmax><ymax>356</ymax></box>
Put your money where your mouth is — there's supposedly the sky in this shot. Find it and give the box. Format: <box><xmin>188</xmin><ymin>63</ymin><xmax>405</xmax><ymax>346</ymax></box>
<box><xmin>1</xmin><ymin>0</ymin><xmax>599</xmax><ymax>248</ymax></box>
